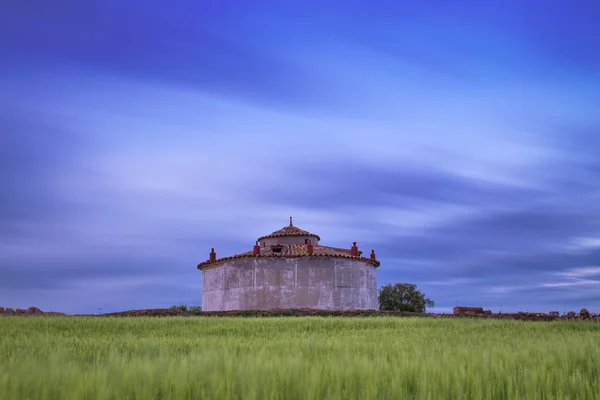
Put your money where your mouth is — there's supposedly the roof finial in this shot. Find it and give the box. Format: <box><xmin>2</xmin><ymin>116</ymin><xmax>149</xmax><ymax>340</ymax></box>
<box><xmin>289</xmin><ymin>216</ymin><xmax>293</xmax><ymax>226</ymax></box>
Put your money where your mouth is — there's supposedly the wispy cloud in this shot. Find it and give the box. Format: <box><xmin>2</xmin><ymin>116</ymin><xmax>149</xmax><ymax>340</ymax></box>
<box><xmin>550</xmin><ymin>266</ymin><xmax>600</xmax><ymax>279</ymax></box>
<box><xmin>0</xmin><ymin>1</ymin><xmax>599</xmax><ymax>313</ymax></box>
<box><xmin>541</xmin><ymin>280</ymin><xmax>600</xmax><ymax>288</ymax></box>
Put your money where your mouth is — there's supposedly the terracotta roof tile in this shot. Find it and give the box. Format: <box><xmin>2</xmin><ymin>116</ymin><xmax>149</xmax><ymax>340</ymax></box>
<box><xmin>257</xmin><ymin>219</ymin><xmax>321</xmax><ymax>242</ymax></box>
<box><xmin>197</xmin><ymin>243</ymin><xmax>379</xmax><ymax>269</ymax></box>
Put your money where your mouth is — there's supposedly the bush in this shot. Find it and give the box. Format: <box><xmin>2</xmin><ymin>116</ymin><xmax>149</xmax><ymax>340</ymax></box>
<box><xmin>188</xmin><ymin>305</ymin><xmax>202</xmax><ymax>314</ymax></box>
<box><xmin>169</xmin><ymin>304</ymin><xmax>202</xmax><ymax>314</ymax></box>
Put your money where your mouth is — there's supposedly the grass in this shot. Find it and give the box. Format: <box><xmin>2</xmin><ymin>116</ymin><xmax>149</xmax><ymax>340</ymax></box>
<box><xmin>0</xmin><ymin>317</ymin><xmax>598</xmax><ymax>399</ymax></box>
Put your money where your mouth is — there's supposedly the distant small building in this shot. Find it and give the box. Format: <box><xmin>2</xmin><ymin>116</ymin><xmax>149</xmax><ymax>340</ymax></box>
<box><xmin>197</xmin><ymin>218</ymin><xmax>380</xmax><ymax>311</ymax></box>
<box><xmin>453</xmin><ymin>306</ymin><xmax>491</xmax><ymax>315</ymax></box>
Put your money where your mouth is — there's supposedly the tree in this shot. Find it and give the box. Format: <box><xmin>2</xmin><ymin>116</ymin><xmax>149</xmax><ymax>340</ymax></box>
<box><xmin>378</xmin><ymin>283</ymin><xmax>435</xmax><ymax>313</ymax></box>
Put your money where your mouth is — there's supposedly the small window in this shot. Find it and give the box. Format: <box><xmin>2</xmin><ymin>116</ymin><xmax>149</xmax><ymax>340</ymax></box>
<box><xmin>304</xmin><ymin>239</ymin><xmax>309</xmax><ymax>244</ymax></box>
<box><xmin>272</xmin><ymin>247</ymin><xmax>282</xmax><ymax>253</ymax></box>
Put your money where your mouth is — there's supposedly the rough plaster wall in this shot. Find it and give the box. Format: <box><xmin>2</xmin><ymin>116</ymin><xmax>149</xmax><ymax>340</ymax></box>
<box><xmin>202</xmin><ymin>258</ymin><xmax>377</xmax><ymax>311</ymax></box>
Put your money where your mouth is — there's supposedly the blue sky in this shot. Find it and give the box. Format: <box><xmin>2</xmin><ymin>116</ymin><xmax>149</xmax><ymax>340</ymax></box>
<box><xmin>1</xmin><ymin>1</ymin><xmax>599</xmax><ymax>314</ymax></box>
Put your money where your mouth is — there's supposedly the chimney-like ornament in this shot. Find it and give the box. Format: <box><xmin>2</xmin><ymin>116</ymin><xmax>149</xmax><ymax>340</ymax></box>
<box><xmin>209</xmin><ymin>248</ymin><xmax>216</xmax><ymax>261</ymax></box>
<box><xmin>370</xmin><ymin>249</ymin><xmax>376</xmax><ymax>260</ymax></box>
<box><xmin>350</xmin><ymin>242</ymin><xmax>359</xmax><ymax>256</ymax></box>
<box><xmin>307</xmin><ymin>240</ymin><xmax>314</xmax><ymax>255</ymax></box>
<box><xmin>289</xmin><ymin>216</ymin><xmax>293</xmax><ymax>226</ymax></box>
<box><xmin>253</xmin><ymin>241</ymin><xmax>260</xmax><ymax>256</ymax></box>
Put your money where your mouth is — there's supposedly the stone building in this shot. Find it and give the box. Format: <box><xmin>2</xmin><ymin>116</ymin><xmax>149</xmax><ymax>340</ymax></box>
<box><xmin>198</xmin><ymin>218</ymin><xmax>380</xmax><ymax>311</ymax></box>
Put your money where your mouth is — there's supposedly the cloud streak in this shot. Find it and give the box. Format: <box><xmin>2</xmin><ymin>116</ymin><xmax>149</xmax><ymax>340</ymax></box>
<box><xmin>0</xmin><ymin>1</ymin><xmax>599</xmax><ymax>314</ymax></box>
<box><xmin>1</xmin><ymin>1</ymin><xmax>351</xmax><ymax>113</ymax></box>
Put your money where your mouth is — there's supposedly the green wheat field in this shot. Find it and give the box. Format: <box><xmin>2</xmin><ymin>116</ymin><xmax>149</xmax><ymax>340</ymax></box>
<box><xmin>0</xmin><ymin>317</ymin><xmax>598</xmax><ymax>399</ymax></box>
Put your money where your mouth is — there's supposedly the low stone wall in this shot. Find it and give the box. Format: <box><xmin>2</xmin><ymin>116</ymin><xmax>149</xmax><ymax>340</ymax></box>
<box><xmin>95</xmin><ymin>308</ymin><xmax>599</xmax><ymax>321</ymax></box>
<box><xmin>196</xmin><ymin>308</ymin><xmax>599</xmax><ymax>321</ymax></box>
<box><xmin>98</xmin><ymin>308</ymin><xmax>191</xmax><ymax>317</ymax></box>
<box><xmin>451</xmin><ymin>306</ymin><xmax>598</xmax><ymax>321</ymax></box>
<box><xmin>0</xmin><ymin>306</ymin><xmax>67</xmax><ymax>316</ymax></box>
<box><xmin>2</xmin><ymin>306</ymin><xmax>598</xmax><ymax>321</ymax></box>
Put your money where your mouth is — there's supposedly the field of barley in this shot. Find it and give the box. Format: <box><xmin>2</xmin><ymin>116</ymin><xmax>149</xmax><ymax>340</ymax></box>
<box><xmin>0</xmin><ymin>317</ymin><xmax>598</xmax><ymax>399</ymax></box>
